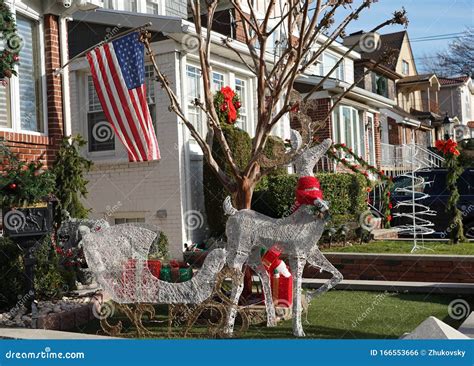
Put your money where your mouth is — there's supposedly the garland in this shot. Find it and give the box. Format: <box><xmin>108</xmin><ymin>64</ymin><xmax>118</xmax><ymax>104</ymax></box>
<box><xmin>435</xmin><ymin>139</ymin><xmax>465</xmax><ymax>243</ymax></box>
<box><xmin>328</xmin><ymin>143</ymin><xmax>394</xmax><ymax>228</ymax></box>
<box><xmin>213</xmin><ymin>86</ymin><xmax>241</xmax><ymax>125</ymax></box>
<box><xmin>0</xmin><ymin>0</ymin><xmax>21</xmax><ymax>82</ymax></box>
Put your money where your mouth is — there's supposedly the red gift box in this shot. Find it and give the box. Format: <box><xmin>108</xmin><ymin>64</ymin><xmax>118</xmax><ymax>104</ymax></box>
<box><xmin>147</xmin><ymin>259</ymin><xmax>162</xmax><ymax>278</ymax></box>
<box><xmin>271</xmin><ymin>272</ymin><xmax>293</xmax><ymax>308</ymax></box>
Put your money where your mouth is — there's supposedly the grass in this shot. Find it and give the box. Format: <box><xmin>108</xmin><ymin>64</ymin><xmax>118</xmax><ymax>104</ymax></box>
<box><xmin>72</xmin><ymin>291</ymin><xmax>474</xmax><ymax>339</ymax></box>
<box><xmin>322</xmin><ymin>241</ymin><xmax>474</xmax><ymax>255</ymax></box>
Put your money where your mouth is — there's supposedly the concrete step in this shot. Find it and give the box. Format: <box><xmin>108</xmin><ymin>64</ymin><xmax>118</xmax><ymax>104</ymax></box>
<box><xmin>302</xmin><ymin>278</ymin><xmax>474</xmax><ymax>294</ymax></box>
<box><xmin>0</xmin><ymin>328</ymin><xmax>118</xmax><ymax>339</ymax></box>
<box><xmin>458</xmin><ymin>312</ymin><xmax>474</xmax><ymax>338</ymax></box>
<box><xmin>371</xmin><ymin>228</ymin><xmax>399</xmax><ymax>240</ymax></box>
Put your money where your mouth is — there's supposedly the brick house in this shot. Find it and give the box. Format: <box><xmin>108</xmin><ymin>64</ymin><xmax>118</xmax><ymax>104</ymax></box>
<box><xmin>0</xmin><ymin>1</ymin><xmax>74</xmax><ymax>167</ymax></box>
<box><xmin>66</xmin><ymin>2</ymin><xmax>291</xmax><ymax>258</ymax></box>
<box><xmin>343</xmin><ymin>31</ymin><xmax>444</xmax><ymax>174</ymax></box>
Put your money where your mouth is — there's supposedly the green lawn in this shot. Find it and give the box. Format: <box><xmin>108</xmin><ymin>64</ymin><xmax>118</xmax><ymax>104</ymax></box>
<box><xmin>322</xmin><ymin>241</ymin><xmax>474</xmax><ymax>255</ymax></box>
<box><xmin>72</xmin><ymin>291</ymin><xmax>473</xmax><ymax>339</ymax></box>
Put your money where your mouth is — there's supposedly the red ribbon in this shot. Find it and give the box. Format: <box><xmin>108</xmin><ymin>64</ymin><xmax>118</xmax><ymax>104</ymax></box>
<box><xmin>221</xmin><ymin>86</ymin><xmax>237</xmax><ymax>123</ymax></box>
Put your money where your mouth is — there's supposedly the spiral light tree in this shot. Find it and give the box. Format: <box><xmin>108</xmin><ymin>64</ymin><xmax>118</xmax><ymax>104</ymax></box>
<box><xmin>392</xmin><ymin>146</ymin><xmax>437</xmax><ymax>252</ymax></box>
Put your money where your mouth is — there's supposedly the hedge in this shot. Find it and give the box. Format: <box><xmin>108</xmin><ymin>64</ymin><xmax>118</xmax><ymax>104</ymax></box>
<box><xmin>252</xmin><ymin>172</ymin><xmax>367</xmax><ymax>226</ymax></box>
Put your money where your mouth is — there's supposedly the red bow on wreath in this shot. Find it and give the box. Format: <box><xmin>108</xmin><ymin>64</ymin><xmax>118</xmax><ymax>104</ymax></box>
<box><xmin>435</xmin><ymin>139</ymin><xmax>460</xmax><ymax>156</ymax></box>
<box><xmin>220</xmin><ymin>86</ymin><xmax>238</xmax><ymax>123</ymax></box>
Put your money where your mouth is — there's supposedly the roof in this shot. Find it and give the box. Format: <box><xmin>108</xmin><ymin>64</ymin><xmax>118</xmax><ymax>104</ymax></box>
<box><xmin>357</xmin><ymin>31</ymin><xmax>406</xmax><ymax>71</ymax></box>
<box><xmin>397</xmin><ymin>74</ymin><xmax>437</xmax><ymax>85</ymax></box>
<box><xmin>438</xmin><ymin>75</ymin><xmax>471</xmax><ymax>86</ymax></box>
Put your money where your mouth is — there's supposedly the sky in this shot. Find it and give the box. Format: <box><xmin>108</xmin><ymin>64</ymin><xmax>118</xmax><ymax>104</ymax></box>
<box><xmin>332</xmin><ymin>0</ymin><xmax>473</xmax><ymax>72</ymax></box>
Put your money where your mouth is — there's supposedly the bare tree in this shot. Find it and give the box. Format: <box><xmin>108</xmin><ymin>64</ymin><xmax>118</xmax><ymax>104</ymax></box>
<box><xmin>142</xmin><ymin>0</ymin><xmax>407</xmax><ymax>209</ymax></box>
<box><xmin>422</xmin><ymin>27</ymin><xmax>474</xmax><ymax>77</ymax></box>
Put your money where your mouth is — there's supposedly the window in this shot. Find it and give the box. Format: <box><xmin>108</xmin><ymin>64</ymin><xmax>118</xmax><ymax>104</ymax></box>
<box><xmin>402</xmin><ymin>60</ymin><xmax>409</xmax><ymax>75</ymax></box>
<box><xmin>0</xmin><ymin>84</ymin><xmax>11</xmax><ymax>128</ymax></box>
<box><xmin>17</xmin><ymin>15</ymin><xmax>43</xmax><ymax>132</ymax></box>
<box><xmin>320</xmin><ymin>52</ymin><xmax>344</xmax><ymax>80</ymax></box>
<box><xmin>87</xmin><ymin>65</ymin><xmax>156</xmax><ymax>153</ymax></box>
<box><xmin>103</xmin><ymin>0</ymin><xmax>116</xmax><ymax>9</ymax></box>
<box><xmin>334</xmin><ymin>106</ymin><xmax>364</xmax><ymax>157</ymax></box>
<box><xmin>371</xmin><ymin>73</ymin><xmax>388</xmax><ymax>98</ymax></box>
<box><xmin>146</xmin><ymin>0</ymin><xmax>159</xmax><ymax>14</ymax></box>
<box><xmin>212</xmin><ymin>72</ymin><xmax>224</xmax><ymax>92</ymax></box>
<box><xmin>123</xmin><ymin>0</ymin><xmax>137</xmax><ymax>11</ymax></box>
<box><xmin>235</xmin><ymin>78</ymin><xmax>248</xmax><ymax>131</ymax></box>
<box><xmin>115</xmin><ymin>217</ymin><xmax>145</xmax><ymax>224</ymax></box>
<box><xmin>87</xmin><ymin>76</ymin><xmax>115</xmax><ymax>152</ymax></box>
<box><xmin>186</xmin><ymin>65</ymin><xmax>202</xmax><ymax>134</ymax></box>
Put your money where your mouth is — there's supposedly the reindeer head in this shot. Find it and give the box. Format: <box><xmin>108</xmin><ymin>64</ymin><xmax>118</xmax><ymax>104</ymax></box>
<box><xmin>294</xmin><ymin>138</ymin><xmax>332</xmax><ymax>177</ymax></box>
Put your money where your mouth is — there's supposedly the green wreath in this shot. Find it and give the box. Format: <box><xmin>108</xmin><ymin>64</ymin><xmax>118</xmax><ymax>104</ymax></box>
<box><xmin>0</xmin><ymin>0</ymin><xmax>22</xmax><ymax>81</ymax></box>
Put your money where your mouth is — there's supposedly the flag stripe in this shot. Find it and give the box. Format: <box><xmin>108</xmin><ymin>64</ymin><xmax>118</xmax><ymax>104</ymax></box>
<box><xmin>103</xmin><ymin>44</ymin><xmax>150</xmax><ymax>160</ymax></box>
<box><xmin>97</xmin><ymin>46</ymin><xmax>144</xmax><ymax>161</ymax></box>
<box><xmin>87</xmin><ymin>50</ymin><xmax>138</xmax><ymax>162</ymax></box>
<box><xmin>85</xmin><ymin>32</ymin><xmax>160</xmax><ymax>162</ymax></box>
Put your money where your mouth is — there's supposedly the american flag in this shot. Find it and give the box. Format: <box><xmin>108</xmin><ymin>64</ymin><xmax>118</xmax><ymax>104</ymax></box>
<box><xmin>86</xmin><ymin>32</ymin><xmax>160</xmax><ymax>162</ymax></box>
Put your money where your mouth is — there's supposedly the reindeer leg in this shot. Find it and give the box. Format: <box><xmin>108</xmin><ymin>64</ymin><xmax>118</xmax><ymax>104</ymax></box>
<box><xmin>289</xmin><ymin>256</ymin><xmax>306</xmax><ymax>337</ymax></box>
<box><xmin>248</xmin><ymin>249</ymin><xmax>277</xmax><ymax>327</ymax></box>
<box><xmin>306</xmin><ymin>249</ymin><xmax>343</xmax><ymax>300</ymax></box>
<box><xmin>224</xmin><ymin>252</ymin><xmax>247</xmax><ymax>336</ymax></box>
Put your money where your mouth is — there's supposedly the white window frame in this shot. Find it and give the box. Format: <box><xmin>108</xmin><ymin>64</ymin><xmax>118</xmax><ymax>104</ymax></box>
<box><xmin>320</xmin><ymin>52</ymin><xmax>345</xmax><ymax>81</ymax></box>
<box><xmin>0</xmin><ymin>2</ymin><xmax>47</xmax><ymax>136</ymax></box>
<box><xmin>366</xmin><ymin>112</ymin><xmax>376</xmax><ymax>165</ymax></box>
<box><xmin>332</xmin><ymin>105</ymin><xmax>364</xmax><ymax>158</ymax></box>
<box><xmin>402</xmin><ymin>60</ymin><xmax>409</xmax><ymax>75</ymax></box>
<box><xmin>101</xmin><ymin>0</ymin><xmax>165</xmax><ymax>15</ymax></box>
<box><xmin>234</xmin><ymin>77</ymin><xmax>249</xmax><ymax>131</ymax></box>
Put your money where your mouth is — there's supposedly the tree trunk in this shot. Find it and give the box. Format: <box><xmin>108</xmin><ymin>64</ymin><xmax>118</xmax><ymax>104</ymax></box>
<box><xmin>235</xmin><ymin>176</ymin><xmax>254</xmax><ymax>210</ymax></box>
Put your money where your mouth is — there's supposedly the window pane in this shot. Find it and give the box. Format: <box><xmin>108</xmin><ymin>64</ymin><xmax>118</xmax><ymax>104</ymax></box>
<box><xmin>88</xmin><ymin>111</ymin><xmax>115</xmax><ymax>152</ymax></box>
<box><xmin>342</xmin><ymin>107</ymin><xmax>352</xmax><ymax>149</ymax></box>
<box><xmin>88</xmin><ymin>76</ymin><xmax>102</xmax><ymax>112</ymax></box>
<box><xmin>146</xmin><ymin>1</ymin><xmax>159</xmax><ymax>14</ymax></box>
<box><xmin>352</xmin><ymin>109</ymin><xmax>358</xmax><ymax>155</ymax></box>
<box><xmin>0</xmin><ymin>83</ymin><xmax>11</xmax><ymax>128</ymax></box>
<box><xmin>186</xmin><ymin>65</ymin><xmax>202</xmax><ymax>133</ymax></box>
<box><xmin>235</xmin><ymin>78</ymin><xmax>247</xmax><ymax>131</ymax></box>
<box><xmin>124</xmin><ymin>0</ymin><xmax>137</xmax><ymax>11</ymax></box>
<box><xmin>17</xmin><ymin>15</ymin><xmax>42</xmax><ymax>132</ymax></box>
<box><xmin>144</xmin><ymin>65</ymin><xmax>155</xmax><ymax>104</ymax></box>
<box><xmin>212</xmin><ymin>72</ymin><xmax>224</xmax><ymax>92</ymax></box>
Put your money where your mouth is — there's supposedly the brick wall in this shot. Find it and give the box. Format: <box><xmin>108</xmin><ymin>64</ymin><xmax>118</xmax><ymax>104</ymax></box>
<box><xmin>0</xmin><ymin>14</ymin><xmax>64</xmax><ymax>168</ymax></box>
<box><xmin>304</xmin><ymin>253</ymin><xmax>474</xmax><ymax>284</ymax></box>
<box><xmin>293</xmin><ymin>98</ymin><xmax>332</xmax><ymax>141</ymax></box>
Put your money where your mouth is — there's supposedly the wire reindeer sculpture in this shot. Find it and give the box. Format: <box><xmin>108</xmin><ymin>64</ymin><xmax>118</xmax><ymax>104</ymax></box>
<box><xmin>223</xmin><ymin>137</ymin><xmax>343</xmax><ymax>337</ymax></box>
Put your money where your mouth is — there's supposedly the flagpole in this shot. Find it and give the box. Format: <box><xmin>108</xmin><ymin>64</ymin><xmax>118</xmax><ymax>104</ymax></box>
<box><xmin>54</xmin><ymin>22</ymin><xmax>153</xmax><ymax>77</ymax></box>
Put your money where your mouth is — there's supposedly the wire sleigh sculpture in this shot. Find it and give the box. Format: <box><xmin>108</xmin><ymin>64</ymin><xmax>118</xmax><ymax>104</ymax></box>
<box><xmin>78</xmin><ymin>134</ymin><xmax>341</xmax><ymax>338</ymax></box>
